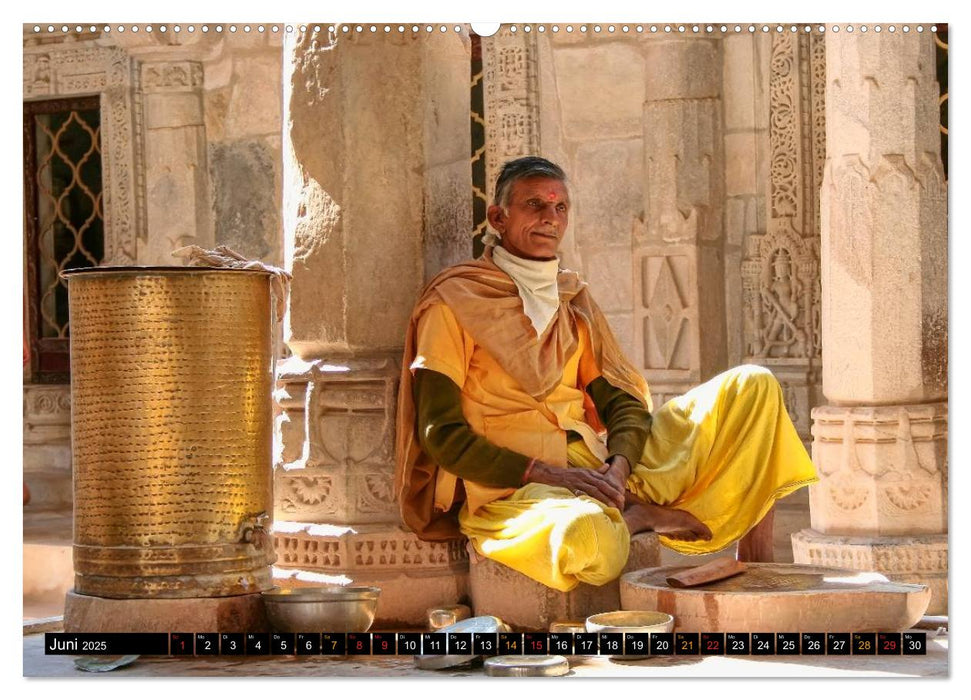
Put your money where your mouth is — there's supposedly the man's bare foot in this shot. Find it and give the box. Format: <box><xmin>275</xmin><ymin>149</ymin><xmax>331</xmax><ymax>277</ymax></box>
<box><xmin>623</xmin><ymin>496</ymin><xmax>713</xmax><ymax>542</ymax></box>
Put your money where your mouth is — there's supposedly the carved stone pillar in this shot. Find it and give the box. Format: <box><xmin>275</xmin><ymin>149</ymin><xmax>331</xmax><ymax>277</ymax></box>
<box><xmin>482</xmin><ymin>28</ymin><xmax>539</xmax><ymax>205</ymax></box>
<box><xmin>792</xmin><ymin>30</ymin><xmax>948</xmax><ymax>614</ymax></box>
<box><xmin>740</xmin><ymin>31</ymin><xmax>826</xmax><ymax>444</ymax></box>
<box><xmin>633</xmin><ymin>37</ymin><xmax>726</xmax><ymax>404</ymax></box>
<box><xmin>277</xmin><ymin>27</ymin><xmax>472</xmax><ymax>626</ymax></box>
<box><xmin>138</xmin><ymin>59</ymin><xmax>214</xmax><ymax>264</ymax></box>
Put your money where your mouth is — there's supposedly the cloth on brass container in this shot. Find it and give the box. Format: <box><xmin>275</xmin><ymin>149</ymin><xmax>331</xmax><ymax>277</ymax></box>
<box><xmin>172</xmin><ymin>245</ymin><xmax>291</xmax><ymax>322</ymax></box>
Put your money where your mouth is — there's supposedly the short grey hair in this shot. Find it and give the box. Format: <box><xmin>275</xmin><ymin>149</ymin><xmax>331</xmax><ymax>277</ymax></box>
<box><xmin>493</xmin><ymin>156</ymin><xmax>569</xmax><ymax>209</ymax></box>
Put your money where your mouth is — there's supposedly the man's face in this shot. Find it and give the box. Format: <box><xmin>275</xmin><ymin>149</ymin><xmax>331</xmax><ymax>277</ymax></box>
<box><xmin>487</xmin><ymin>176</ymin><xmax>570</xmax><ymax>261</ymax></box>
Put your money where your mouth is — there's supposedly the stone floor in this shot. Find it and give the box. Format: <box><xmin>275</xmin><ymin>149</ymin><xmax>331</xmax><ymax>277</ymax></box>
<box><xmin>22</xmin><ymin>627</ymin><xmax>947</xmax><ymax>678</ymax></box>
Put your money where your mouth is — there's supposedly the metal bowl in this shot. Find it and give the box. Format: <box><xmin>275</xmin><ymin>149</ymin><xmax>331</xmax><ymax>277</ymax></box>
<box><xmin>586</xmin><ymin>610</ymin><xmax>674</xmax><ymax>659</ymax></box>
<box><xmin>585</xmin><ymin>610</ymin><xmax>675</xmax><ymax>634</ymax></box>
<box><xmin>262</xmin><ymin>586</ymin><xmax>380</xmax><ymax>632</ymax></box>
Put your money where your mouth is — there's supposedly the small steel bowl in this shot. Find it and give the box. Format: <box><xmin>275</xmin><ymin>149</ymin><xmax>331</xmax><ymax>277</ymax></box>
<box><xmin>585</xmin><ymin>610</ymin><xmax>675</xmax><ymax>659</ymax></box>
<box><xmin>585</xmin><ymin>610</ymin><xmax>675</xmax><ymax>634</ymax></box>
<box><xmin>262</xmin><ymin>586</ymin><xmax>380</xmax><ymax>633</ymax></box>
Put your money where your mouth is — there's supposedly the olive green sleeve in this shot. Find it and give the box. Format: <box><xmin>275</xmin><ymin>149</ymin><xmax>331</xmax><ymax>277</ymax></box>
<box><xmin>584</xmin><ymin>376</ymin><xmax>652</xmax><ymax>467</ymax></box>
<box><xmin>413</xmin><ymin>368</ymin><xmax>532</xmax><ymax>488</ymax></box>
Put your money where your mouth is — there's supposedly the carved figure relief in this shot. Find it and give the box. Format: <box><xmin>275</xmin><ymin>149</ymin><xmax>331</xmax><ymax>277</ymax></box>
<box><xmin>744</xmin><ymin>225</ymin><xmax>818</xmax><ymax>358</ymax></box>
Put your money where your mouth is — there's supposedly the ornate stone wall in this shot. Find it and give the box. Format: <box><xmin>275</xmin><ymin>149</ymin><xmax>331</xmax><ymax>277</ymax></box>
<box><xmin>23</xmin><ymin>385</ymin><xmax>72</xmax><ymax>510</ymax></box>
<box><xmin>733</xmin><ymin>31</ymin><xmax>826</xmax><ymax>443</ymax></box>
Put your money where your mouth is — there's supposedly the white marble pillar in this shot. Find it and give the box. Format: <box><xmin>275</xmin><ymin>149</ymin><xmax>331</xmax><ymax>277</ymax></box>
<box><xmin>792</xmin><ymin>28</ymin><xmax>948</xmax><ymax>614</ymax></box>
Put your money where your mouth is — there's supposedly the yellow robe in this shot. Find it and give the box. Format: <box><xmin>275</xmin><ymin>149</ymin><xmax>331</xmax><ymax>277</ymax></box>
<box><xmin>412</xmin><ymin>303</ymin><xmax>819</xmax><ymax>592</ymax></box>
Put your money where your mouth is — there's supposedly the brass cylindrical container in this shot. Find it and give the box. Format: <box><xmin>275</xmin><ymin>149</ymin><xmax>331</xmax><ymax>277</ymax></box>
<box><xmin>63</xmin><ymin>267</ymin><xmax>277</xmax><ymax>598</ymax></box>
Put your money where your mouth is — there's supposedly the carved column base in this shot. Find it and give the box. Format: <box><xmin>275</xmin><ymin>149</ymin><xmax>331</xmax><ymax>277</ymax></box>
<box><xmin>791</xmin><ymin>529</ymin><xmax>947</xmax><ymax>615</ymax></box>
<box><xmin>272</xmin><ymin>522</ymin><xmax>469</xmax><ymax>627</ymax></box>
<box><xmin>810</xmin><ymin>403</ymin><xmax>947</xmax><ymax>535</ymax></box>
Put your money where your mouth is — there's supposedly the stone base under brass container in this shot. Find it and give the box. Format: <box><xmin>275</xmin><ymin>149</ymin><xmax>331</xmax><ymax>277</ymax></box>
<box><xmin>63</xmin><ymin>590</ymin><xmax>270</xmax><ymax>633</ymax></box>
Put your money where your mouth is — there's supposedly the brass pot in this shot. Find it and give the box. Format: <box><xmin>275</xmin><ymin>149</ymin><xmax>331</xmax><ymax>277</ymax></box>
<box><xmin>63</xmin><ymin>267</ymin><xmax>277</xmax><ymax>598</ymax></box>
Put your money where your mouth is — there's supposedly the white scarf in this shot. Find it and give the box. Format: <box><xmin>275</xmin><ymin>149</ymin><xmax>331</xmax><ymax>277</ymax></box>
<box><xmin>491</xmin><ymin>243</ymin><xmax>560</xmax><ymax>337</ymax></box>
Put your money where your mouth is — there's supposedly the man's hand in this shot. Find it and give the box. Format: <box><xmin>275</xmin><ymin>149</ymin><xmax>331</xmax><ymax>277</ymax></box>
<box><xmin>597</xmin><ymin>455</ymin><xmax>631</xmax><ymax>505</ymax></box>
<box><xmin>528</xmin><ymin>460</ymin><xmax>626</xmax><ymax>510</ymax></box>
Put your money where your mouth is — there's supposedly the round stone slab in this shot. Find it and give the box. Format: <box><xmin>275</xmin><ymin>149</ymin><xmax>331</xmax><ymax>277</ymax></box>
<box><xmin>484</xmin><ymin>655</ymin><xmax>570</xmax><ymax>677</ymax></box>
<box><xmin>620</xmin><ymin>563</ymin><xmax>931</xmax><ymax>633</ymax></box>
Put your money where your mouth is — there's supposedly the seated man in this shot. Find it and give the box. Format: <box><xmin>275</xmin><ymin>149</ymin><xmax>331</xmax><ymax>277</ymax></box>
<box><xmin>394</xmin><ymin>156</ymin><xmax>818</xmax><ymax>593</ymax></box>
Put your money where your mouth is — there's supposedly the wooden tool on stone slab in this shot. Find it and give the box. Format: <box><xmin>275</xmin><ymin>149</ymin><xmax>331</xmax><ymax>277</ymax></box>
<box><xmin>665</xmin><ymin>557</ymin><xmax>747</xmax><ymax>588</ymax></box>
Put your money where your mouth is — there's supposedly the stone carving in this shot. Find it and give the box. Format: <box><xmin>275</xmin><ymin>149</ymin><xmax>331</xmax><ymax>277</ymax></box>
<box><xmin>810</xmin><ymin>33</ymin><xmax>826</xmax><ymax>237</ymax></box>
<box><xmin>24</xmin><ymin>384</ymin><xmax>72</xmax><ymax>422</ymax></box>
<box><xmin>277</xmin><ymin>474</ymin><xmax>338</xmax><ymax>516</ymax></box>
<box><xmin>812</xmin><ymin>404</ymin><xmax>946</xmax><ymax>479</ymax></box>
<box><xmin>23</xmin><ymin>384</ymin><xmax>73</xmax><ymax>446</ymax></box>
<box><xmin>273</xmin><ymin>527</ymin><xmax>468</xmax><ymax>573</ymax></box>
<box><xmin>275</xmin><ymin>535</ymin><xmax>341</xmax><ymax>568</ymax></box>
<box><xmin>356</xmin><ymin>474</ymin><xmax>396</xmax><ymax>515</ymax></box>
<box><xmin>826</xmin><ymin>476</ymin><xmax>869</xmax><ymax>512</ymax></box>
<box><xmin>23</xmin><ymin>54</ymin><xmax>51</xmax><ymax>96</ymax></box>
<box><xmin>140</xmin><ymin>61</ymin><xmax>204</xmax><ymax>92</ymax></box>
<box><xmin>740</xmin><ymin>32</ymin><xmax>825</xmax><ymax>442</ymax></box>
<box><xmin>791</xmin><ymin>529</ymin><xmax>947</xmax><ymax>614</ymax></box>
<box><xmin>483</xmin><ymin>28</ymin><xmax>539</xmax><ymax>202</ymax></box>
<box><xmin>769</xmin><ymin>33</ymin><xmax>799</xmax><ymax>220</ymax></box>
<box><xmin>633</xmin><ymin>248</ymin><xmax>696</xmax><ymax>382</ymax></box>
<box><xmin>782</xmin><ymin>382</ymin><xmax>800</xmax><ymax>426</ymax></box>
<box><xmin>274</xmin><ymin>358</ymin><xmax>401</xmax><ymax>525</ymax></box>
<box><xmin>743</xmin><ymin>223</ymin><xmax>819</xmax><ymax>359</ymax></box>
<box><xmin>809</xmin><ymin>404</ymin><xmax>947</xmax><ymax>535</ymax></box>
<box><xmin>745</xmin><ymin>32</ymin><xmax>823</xmax><ymax>363</ymax></box>
<box><xmin>883</xmin><ymin>484</ymin><xmax>932</xmax><ymax>512</ymax></box>
<box><xmin>290</xmin><ymin>476</ymin><xmax>332</xmax><ymax>506</ymax></box>
<box><xmin>24</xmin><ymin>46</ymin><xmax>141</xmax><ymax>264</ymax></box>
